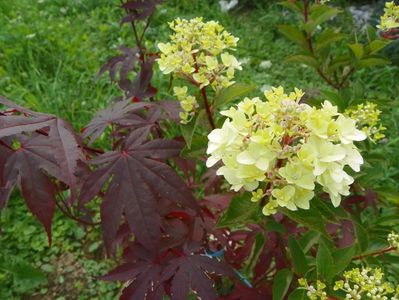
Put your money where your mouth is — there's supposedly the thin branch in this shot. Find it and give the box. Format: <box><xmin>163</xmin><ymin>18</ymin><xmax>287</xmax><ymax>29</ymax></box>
<box><xmin>352</xmin><ymin>246</ymin><xmax>397</xmax><ymax>261</ymax></box>
<box><xmin>55</xmin><ymin>200</ymin><xmax>100</xmax><ymax>226</ymax></box>
<box><xmin>302</xmin><ymin>0</ymin><xmax>341</xmax><ymax>90</ymax></box>
<box><xmin>201</xmin><ymin>87</ymin><xmax>216</xmax><ymax>130</ymax></box>
<box><xmin>339</xmin><ymin>67</ymin><xmax>355</xmax><ymax>87</ymax></box>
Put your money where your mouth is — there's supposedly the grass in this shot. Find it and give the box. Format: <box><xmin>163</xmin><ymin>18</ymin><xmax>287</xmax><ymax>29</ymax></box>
<box><xmin>0</xmin><ymin>0</ymin><xmax>399</xmax><ymax>299</ymax></box>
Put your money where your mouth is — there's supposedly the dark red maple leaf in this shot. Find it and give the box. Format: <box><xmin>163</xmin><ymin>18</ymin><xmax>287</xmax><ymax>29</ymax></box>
<box><xmin>81</xmin><ymin>100</ymin><xmax>152</xmax><ymax>144</ymax></box>
<box><xmin>79</xmin><ymin>128</ymin><xmax>199</xmax><ymax>249</ymax></box>
<box><xmin>102</xmin><ymin>243</ymin><xmax>235</xmax><ymax>300</ymax></box>
<box><xmin>102</xmin><ymin>260</ymin><xmax>164</xmax><ymax>300</ymax></box>
<box><xmin>121</xmin><ymin>0</ymin><xmax>164</xmax><ymax>23</ymax></box>
<box><xmin>125</xmin><ymin>58</ymin><xmax>157</xmax><ymax>100</ymax></box>
<box><xmin>98</xmin><ymin>46</ymin><xmax>139</xmax><ymax>83</ymax></box>
<box><xmin>222</xmin><ymin>282</ymin><xmax>272</xmax><ymax>300</ymax></box>
<box><xmin>0</xmin><ymin>98</ymin><xmax>85</xmax><ymax>240</ymax></box>
<box><xmin>2</xmin><ymin>135</ymin><xmax>59</xmax><ymax>242</ymax></box>
<box><xmin>161</xmin><ymin>254</ymin><xmax>235</xmax><ymax>300</ymax></box>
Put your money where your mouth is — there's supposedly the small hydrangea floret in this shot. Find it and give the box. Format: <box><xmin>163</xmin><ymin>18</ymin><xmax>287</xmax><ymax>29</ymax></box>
<box><xmin>388</xmin><ymin>231</ymin><xmax>399</xmax><ymax>249</ymax></box>
<box><xmin>298</xmin><ymin>278</ymin><xmax>327</xmax><ymax>300</ymax></box>
<box><xmin>206</xmin><ymin>87</ymin><xmax>367</xmax><ymax>215</ymax></box>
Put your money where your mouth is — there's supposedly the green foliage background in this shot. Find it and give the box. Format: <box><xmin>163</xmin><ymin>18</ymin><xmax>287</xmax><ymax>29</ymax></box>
<box><xmin>0</xmin><ymin>0</ymin><xmax>398</xmax><ymax>299</ymax></box>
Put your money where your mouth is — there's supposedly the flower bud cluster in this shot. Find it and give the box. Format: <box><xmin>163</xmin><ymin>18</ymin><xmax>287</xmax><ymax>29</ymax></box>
<box><xmin>157</xmin><ymin>17</ymin><xmax>241</xmax><ymax>123</ymax></box>
<box><xmin>298</xmin><ymin>278</ymin><xmax>327</xmax><ymax>300</ymax></box>
<box><xmin>388</xmin><ymin>231</ymin><xmax>399</xmax><ymax>249</ymax></box>
<box><xmin>345</xmin><ymin>102</ymin><xmax>386</xmax><ymax>142</ymax></box>
<box><xmin>206</xmin><ymin>87</ymin><xmax>366</xmax><ymax>215</ymax></box>
<box><xmin>377</xmin><ymin>1</ymin><xmax>399</xmax><ymax>31</ymax></box>
<box><xmin>334</xmin><ymin>268</ymin><xmax>399</xmax><ymax>299</ymax></box>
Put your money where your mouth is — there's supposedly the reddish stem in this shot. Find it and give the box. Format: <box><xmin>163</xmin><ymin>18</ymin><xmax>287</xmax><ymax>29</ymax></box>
<box><xmin>191</xmin><ymin>54</ymin><xmax>216</xmax><ymax>129</ymax></box>
<box><xmin>201</xmin><ymin>87</ymin><xmax>216</xmax><ymax>130</ymax></box>
<box><xmin>302</xmin><ymin>0</ymin><xmax>341</xmax><ymax>90</ymax></box>
<box><xmin>352</xmin><ymin>246</ymin><xmax>397</xmax><ymax>261</ymax></box>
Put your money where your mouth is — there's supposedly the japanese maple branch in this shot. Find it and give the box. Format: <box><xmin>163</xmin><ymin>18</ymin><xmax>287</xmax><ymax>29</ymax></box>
<box><xmin>55</xmin><ymin>199</ymin><xmax>100</xmax><ymax>226</ymax></box>
<box><xmin>352</xmin><ymin>246</ymin><xmax>397</xmax><ymax>261</ymax></box>
<box><xmin>119</xmin><ymin>0</ymin><xmax>144</xmax><ymax>60</ymax></box>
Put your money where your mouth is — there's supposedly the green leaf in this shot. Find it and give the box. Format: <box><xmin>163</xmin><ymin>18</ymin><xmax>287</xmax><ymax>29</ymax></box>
<box><xmin>180</xmin><ymin>136</ymin><xmax>207</xmax><ymax>159</ymax></box>
<box><xmin>299</xmin><ymin>231</ymin><xmax>320</xmax><ymax>253</ymax></box>
<box><xmin>326</xmin><ymin>55</ymin><xmax>351</xmax><ymax>73</ymax></box>
<box><xmin>288</xmin><ymin>289</ymin><xmax>307</xmax><ymax>300</ymax></box>
<box><xmin>279</xmin><ymin>1</ymin><xmax>303</xmax><ymax>15</ymax></box>
<box><xmin>316</xmin><ymin>241</ymin><xmax>334</xmax><ymax>282</ymax></box>
<box><xmin>247</xmin><ymin>233</ymin><xmax>266</xmax><ymax>272</ymax></box>
<box><xmin>180</xmin><ymin>110</ymin><xmax>205</xmax><ymax>149</ymax></box>
<box><xmin>282</xmin><ymin>208</ymin><xmax>329</xmax><ymax>238</ymax></box>
<box><xmin>368</xmin><ymin>39</ymin><xmax>391</xmax><ymax>54</ymax></box>
<box><xmin>358</xmin><ymin>57</ymin><xmax>390</xmax><ymax>69</ymax></box>
<box><xmin>285</xmin><ymin>55</ymin><xmax>319</xmax><ymax>68</ymax></box>
<box><xmin>332</xmin><ymin>245</ymin><xmax>355</xmax><ymax>275</ymax></box>
<box><xmin>265</xmin><ymin>219</ymin><xmax>287</xmax><ymax>234</ymax></box>
<box><xmin>348</xmin><ymin>43</ymin><xmax>364</xmax><ymax>60</ymax></box>
<box><xmin>376</xmin><ymin>190</ymin><xmax>399</xmax><ymax>205</ymax></box>
<box><xmin>304</xmin><ymin>6</ymin><xmax>341</xmax><ymax>33</ymax></box>
<box><xmin>354</xmin><ymin>222</ymin><xmax>369</xmax><ymax>253</ymax></box>
<box><xmin>278</xmin><ymin>25</ymin><xmax>308</xmax><ymax>49</ymax></box>
<box><xmin>315</xmin><ymin>29</ymin><xmax>345</xmax><ymax>51</ymax></box>
<box><xmin>272</xmin><ymin>268</ymin><xmax>293</xmax><ymax>300</ymax></box>
<box><xmin>312</xmin><ymin>198</ymin><xmax>348</xmax><ymax>221</ymax></box>
<box><xmin>366</xmin><ymin>24</ymin><xmax>378</xmax><ymax>41</ymax></box>
<box><xmin>214</xmin><ymin>83</ymin><xmax>256</xmax><ymax>108</ymax></box>
<box><xmin>217</xmin><ymin>193</ymin><xmax>262</xmax><ymax>228</ymax></box>
<box><xmin>288</xmin><ymin>237</ymin><xmax>309</xmax><ymax>275</ymax></box>
<box><xmin>0</xmin><ymin>259</ymin><xmax>47</xmax><ymax>285</ymax></box>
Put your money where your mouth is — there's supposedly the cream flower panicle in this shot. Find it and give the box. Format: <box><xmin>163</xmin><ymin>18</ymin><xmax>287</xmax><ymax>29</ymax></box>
<box><xmin>206</xmin><ymin>86</ymin><xmax>367</xmax><ymax>215</ymax></box>
<box><xmin>377</xmin><ymin>1</ymin><xmax>399</xmax><ymax>31</ymax></box>
<box><xmin>157</xmin><ymin>17</ymin><xmax>241</xmax><ymax>124</ymax></box>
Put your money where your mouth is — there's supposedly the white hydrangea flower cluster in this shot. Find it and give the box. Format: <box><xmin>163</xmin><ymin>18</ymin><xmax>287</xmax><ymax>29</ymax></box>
<box><xmin>334</xmin><ymin>268</ymin><xmax>399</xmax><ymax>299</ymax></box>
<box><xmin>157</xmin><ymin>17</ymin><xmax>241</xmax><ymax>123</ymax></box>
<box><xmin>206</xmin><ymin>87</ymin><xmax>366</xmax><ymax>215</ymax></box>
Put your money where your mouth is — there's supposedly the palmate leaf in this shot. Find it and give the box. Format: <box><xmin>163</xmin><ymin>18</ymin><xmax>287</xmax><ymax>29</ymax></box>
<box><xmin>98</xmin><ymin>46</ymin><xmax>139</xmax><ymax>83</ymax></box>
<box><xmin>0</xmin><ymin>98</ymin><xmax>84</xmax><ymax>240</ymax></box>
<box><xmin>103</xmin><ymin>261</ymin><xmax>164</xmax><ymax>300</ymax></box>
<box><xmin>2</xmin><ymin>135</ymin><xmax>58</xmax><ymax>242</ymax></box>
<box><xmin>79</xmin><ymin>128</ymin><xmax>199</xmax><ymax>249</ymax></box>
<box><xmin>102</xmin><ymin>243</ymin><xmax>234</xmax><ymax>300</ymax></box>
<box><xmin>121</xmin><ymin>0</ymin><xmax>164</xmax><ymax>23</ymax></box>
<box><xmin>161</xmin><ymin>254</ymin><xmax>235</xmax><ymax>300</ymax></box>
<box><xmin>81</xmin><ymin>100</ymin><xmax>152</xmax><ymax>143</ymax></box>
